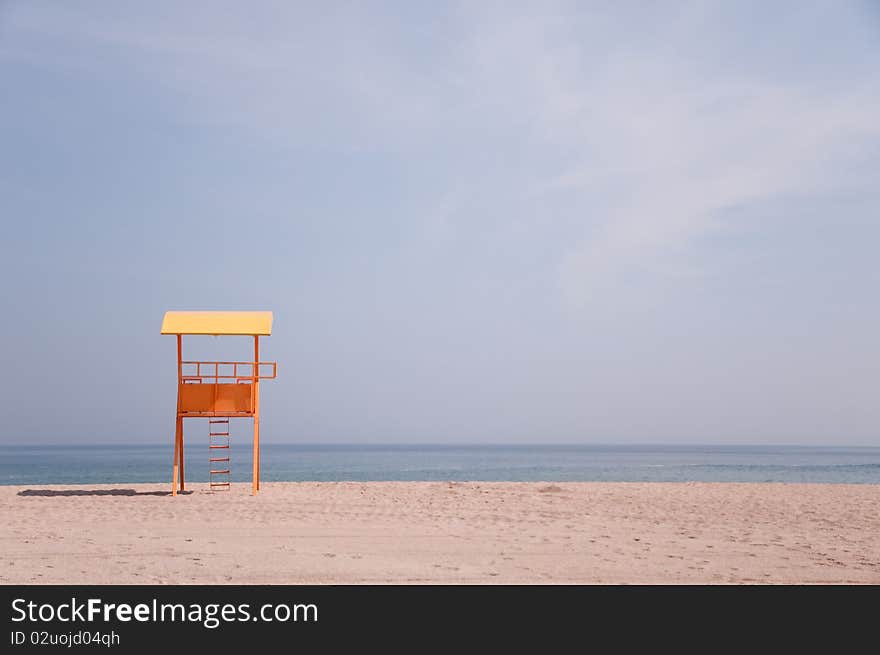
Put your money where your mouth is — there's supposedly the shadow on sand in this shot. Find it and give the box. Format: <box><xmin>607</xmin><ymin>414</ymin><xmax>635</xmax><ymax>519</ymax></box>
<box><xmin>17</xmin><ymin>489</ymin><xmax>192</xmax><ymax>497</ymax></box>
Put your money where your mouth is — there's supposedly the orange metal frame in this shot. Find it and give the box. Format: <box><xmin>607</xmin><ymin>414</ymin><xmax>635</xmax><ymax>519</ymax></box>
<box><xmin>180</xmin><ymin>360</ymin><xmax>278</xmax><ymax>383</ymax></box>
<box><xmin>171</xmin><ymin>335</ymin><xmax>276</xmax><ymax>497</ymax></box>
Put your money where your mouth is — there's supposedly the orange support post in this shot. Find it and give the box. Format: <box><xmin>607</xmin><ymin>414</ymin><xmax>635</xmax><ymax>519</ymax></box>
<box><xmin>253</xmin><ymin>335</ymin><xmax>260</xmax><ymax>495</ymax></box>
<box><xmin>172</xmin><ymin>335</ymin><xmax>182</xmax><ymax>496</ymax></box>
<box><xmin>179</xmin><ymin>419</ymin><xmax>185</xmax><ymax>492</ymax></box>
<box><xmin>172</xmin><ymin>417</ymin><xmax>181</xmax><ymax>496</ymax></box>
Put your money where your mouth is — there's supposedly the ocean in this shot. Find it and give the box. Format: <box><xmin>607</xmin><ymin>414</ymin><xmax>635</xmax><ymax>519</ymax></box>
<box><xmin>1</xmin><ymin>443</ymin><xmax>879</xmax><ymax>485</ymax></box>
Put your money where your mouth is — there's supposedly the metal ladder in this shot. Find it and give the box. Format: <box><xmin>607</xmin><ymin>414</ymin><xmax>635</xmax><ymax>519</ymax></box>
<box><xmin>209</xmin><ymin>418</ymin><xmax>231</xmax><ymax>490</ymax></box>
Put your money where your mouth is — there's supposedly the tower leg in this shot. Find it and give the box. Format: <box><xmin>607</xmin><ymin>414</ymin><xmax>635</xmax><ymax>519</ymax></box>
<box><xmin>252</xmin><ymin>335</ymin><xmax>260</xmax><ymax>496</ymax></box>
<box><xmin>172</xmin><ymin>416</ymin><xmax>181</xmax><ymax>496</ymax></box>
<box><xmin>252</xmin><ymin>416</ymin><xmax>259</xmax><ymax>496</ymax></box>
<box><xmin>179</xmin><ymin>419</ymin><xmax>185</xmax><ymax>492</ymax></box>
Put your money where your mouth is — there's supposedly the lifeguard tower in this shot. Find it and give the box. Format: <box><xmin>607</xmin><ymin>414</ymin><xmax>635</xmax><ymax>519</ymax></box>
<box><xmin>161</xmin><ymin>311</ymin><xmax>277</xmax><ymax>496</ymax></box>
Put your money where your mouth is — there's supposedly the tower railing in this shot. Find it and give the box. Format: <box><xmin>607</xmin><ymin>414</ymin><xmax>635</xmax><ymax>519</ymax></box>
<box><xmin>179</xmin><ymin>361</ymin><xmax>277</xmax><ymax>384</ymax></box>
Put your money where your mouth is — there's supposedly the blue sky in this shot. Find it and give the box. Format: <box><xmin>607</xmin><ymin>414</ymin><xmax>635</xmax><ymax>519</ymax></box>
<box><xmin>1</xmin><ymin>1</ymin><xmax>878</xmax><ymax>445</ymax></box>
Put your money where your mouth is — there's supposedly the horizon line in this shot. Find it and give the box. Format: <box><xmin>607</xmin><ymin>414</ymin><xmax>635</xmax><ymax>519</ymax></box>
<box><xmin>2</xmin><ymin>441</ymin><xmax>879</xmax><ymax>449</ymax></box>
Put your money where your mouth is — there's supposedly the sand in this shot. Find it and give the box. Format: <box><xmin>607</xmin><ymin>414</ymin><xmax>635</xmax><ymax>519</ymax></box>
<box><xmin>1</xmin><ymin>481</ymin><xmax>878</xmax><ymax>584</ymax></box>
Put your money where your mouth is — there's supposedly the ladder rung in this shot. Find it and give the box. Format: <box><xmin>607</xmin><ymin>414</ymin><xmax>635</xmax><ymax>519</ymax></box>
<box><xmin>209</xmin><ymin>432</ymin><xmax>229</xmax><ymax>436</ymax></box>
<box><xmin>210</xmin><ymin>469</ymin><xmax>230</xmax><ymax>475</ymax></box>
<box><xmin>209</xmin><ymin>419</ymin><xmax>229</xmax><ymax>424</ymax></box>
<box><xmin>209</xmin><ymin>445</ymin><xmax>229</xmax><ymax>449</ymax></box>
<box><xmin>209</xmin><ymin>457</ymin><xmax>230</xmax><ymax>462</ymax></box>
<box><xmin>210</xmin><ymin>482</ymin><xmax>230</xmax><ymax>487</ymax></box>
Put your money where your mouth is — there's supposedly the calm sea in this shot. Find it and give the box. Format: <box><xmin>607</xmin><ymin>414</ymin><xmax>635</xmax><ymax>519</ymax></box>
<box><xmin>1</xmin><ymin>444</ymin><xmax>879</xmax><ymax>485</ymax></box>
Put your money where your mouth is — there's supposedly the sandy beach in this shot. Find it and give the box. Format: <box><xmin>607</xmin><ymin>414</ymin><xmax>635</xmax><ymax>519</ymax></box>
<box><xmin>1</xmin><ymin>481</ymin><xmax>878</xmax><ymax>584</ymax></box>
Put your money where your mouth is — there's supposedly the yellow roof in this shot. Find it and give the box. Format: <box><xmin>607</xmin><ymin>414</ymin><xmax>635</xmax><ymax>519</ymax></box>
<box><xmin>161</xmin><ymin>311</ymin><xmax>273</xmax><ymax>336</ymax></box>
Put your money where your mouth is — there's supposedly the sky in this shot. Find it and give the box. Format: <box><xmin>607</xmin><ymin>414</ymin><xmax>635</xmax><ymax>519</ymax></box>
<box><xmin>1</xmin><ymin>1</ymin><xmax>879</xmax><ymax>445</ymax></box>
